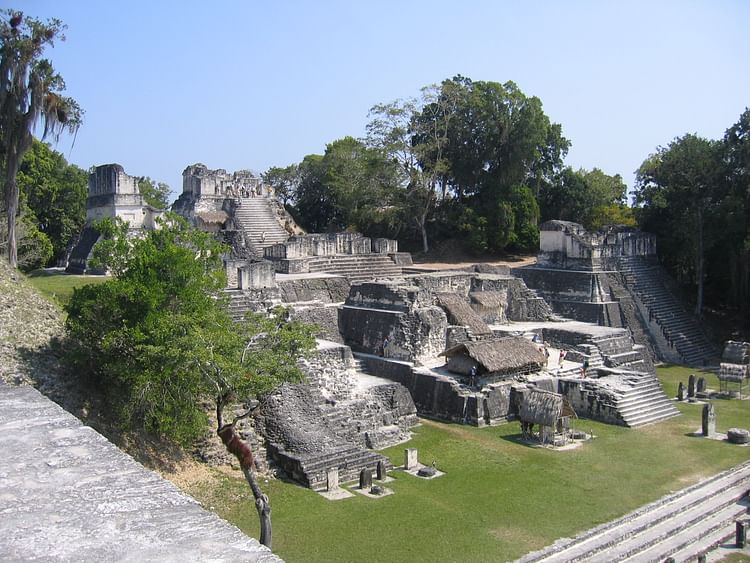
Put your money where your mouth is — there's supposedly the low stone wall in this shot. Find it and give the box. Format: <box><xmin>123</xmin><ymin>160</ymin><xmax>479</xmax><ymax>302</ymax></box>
<box><xmin>357</xmin><ymin>355</ymin><xmax>515</xmax><ymax>426</ymax></box>
<box><xmin>557</xmin><ymin>377</ymin><xmax>624</xmax><ymax>426</ymax></box>
<box><xmin>291</xmin><ymin>305</ymin><xmax>343</xmax><ymax>343</ymax></box>
<box><xmin>278</xmin><ymin>277</ymin><xmax>350</xmax><ymax>303</ymax></box>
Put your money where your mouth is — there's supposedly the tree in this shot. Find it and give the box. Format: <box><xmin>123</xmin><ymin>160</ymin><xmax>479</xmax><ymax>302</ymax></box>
<box><xmin>539</xmin><ymin>166</ymin><xmax>631</xmax><ymax>230</ymax></box>
<box><xmin>17</xmin><ymin>139</ymin><xmax>87</xmax><ymax>264</ymax></box>
<box><xmin>64</xmin><ymin>215</ymin><xmax>317</xmax><ymax>548</ymax></box>
<box><xmin>0</xmin><ymin>10</ymin><xmax>83</xmax><ymax>268</ymax></box>
<box><xmin>367</xmin><ymin>85</ymin><xmax>455</xmax><ymax>252</ymax></box>
<box><xmin>137</xmin><ymin>176</ymin><xmax>171</xmax><ymax>209</ymax></box>
<box><xmin>635</xmin><ymin>134</ymin><xmax>722</xmax><ymax>316</ymax></box>
<box><xmin>719</xmin><ymin>109</ymin><xmax>750</xmax><ymax>312</ymax></box>
<box><xmin>262</xmin><ymin>164</ymin><xmax>298</xmax><ymax>207</ymax></box>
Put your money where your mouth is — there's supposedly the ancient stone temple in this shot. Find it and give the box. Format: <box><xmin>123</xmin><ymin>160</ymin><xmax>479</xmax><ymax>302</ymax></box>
<box><xmin>67</xmin><ymin>164</ymin><xmax>165</xmax><ymax>274</ymax></box>
<box><xmin>172</xmin><ymin>164</ymin><xmax>303</xmax><ymax>273</ymax></box>
<box><xmin>516</xmin><ymin>220</ymin><xmax>717</xmax><ymax>367</ymax></box>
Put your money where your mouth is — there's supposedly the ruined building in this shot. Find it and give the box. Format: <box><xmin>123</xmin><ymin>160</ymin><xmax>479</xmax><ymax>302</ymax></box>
<box><xmin>67</xmin><ymin>164</ymin><xmax>165</xmax><ymax>274</ymax></box>
<box><xmin>515</xmin><ymin>220</ymin><xmax>718</xmax><ymax>367</ymax></box>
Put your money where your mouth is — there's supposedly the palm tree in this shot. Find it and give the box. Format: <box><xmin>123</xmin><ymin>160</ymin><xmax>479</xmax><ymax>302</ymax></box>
<box><xmin>0</xmin><ymin>10</ymin><xmax>82</xmax><ymax>268</ymax></box>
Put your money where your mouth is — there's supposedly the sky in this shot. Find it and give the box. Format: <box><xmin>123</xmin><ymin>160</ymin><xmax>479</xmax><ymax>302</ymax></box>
<box><xmin>10</xmin><ymin>1</ymin><xmax>750</xmax><ymax>202</ymax></box>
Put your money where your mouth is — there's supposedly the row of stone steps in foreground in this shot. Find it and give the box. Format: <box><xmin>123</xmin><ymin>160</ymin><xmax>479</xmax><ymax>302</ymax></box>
<box><xmin>518</xmin><ymin>459</ymin><xmax>750</xmax><ymax>563</ymax></box>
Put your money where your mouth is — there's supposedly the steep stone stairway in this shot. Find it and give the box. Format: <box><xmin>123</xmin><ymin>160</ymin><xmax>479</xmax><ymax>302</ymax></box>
<box><xmin>233</xmin><ymin>196</ymin><xmax>289</xmax><ymax>253</ymax></box>
<box><xmin>614</xmin><ymin>373</ymin><xmax>680</xmax><ymax>427</ymax></box>
<box><xmin>617</xmin><ymin>256</ymin><xmax>717</xmax><ymax>367</ymax></box>
<box><xmin>519</xmin><ymin>460</ymin><xmax>750</xmax><ymax>563</ymax></box>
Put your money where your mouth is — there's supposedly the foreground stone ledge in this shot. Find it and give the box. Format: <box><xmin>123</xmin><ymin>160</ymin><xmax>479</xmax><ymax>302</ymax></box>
<box><xmin>0</xmin><ymin>384</ymin><xmax>281</xmax><ymax>563</ymax></box>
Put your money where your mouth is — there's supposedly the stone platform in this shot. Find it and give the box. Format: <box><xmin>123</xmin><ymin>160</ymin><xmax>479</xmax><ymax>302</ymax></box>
<box><xmin>0</xmin><ymin>384</ymin><xmax>279</xmax><ymax>562</ymax></box>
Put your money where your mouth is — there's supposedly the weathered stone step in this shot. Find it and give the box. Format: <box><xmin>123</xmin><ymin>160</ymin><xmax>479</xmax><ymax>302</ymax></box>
<box><xmin>518</xmin><ymin>461</ymin><xmax>750</xmax><ymax>563</ymax></box>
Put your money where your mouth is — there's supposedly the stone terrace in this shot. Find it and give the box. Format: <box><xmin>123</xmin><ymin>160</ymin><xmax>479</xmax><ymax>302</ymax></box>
<box><xmin>0</xmin><ymin>384</ymin><xmax>278</xmax><ymax>562</ymax></box>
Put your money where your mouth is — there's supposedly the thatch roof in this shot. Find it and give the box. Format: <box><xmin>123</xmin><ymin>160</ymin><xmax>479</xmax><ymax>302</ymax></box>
<box><xmin>195</xmin><ymin>211</ymin><xmax>228</xmax><ymax>225</ymax></box>
<box><xmin>442</xmin><ymin>337</ymin><xmax>545</xmax><ymax>374</ymax></box>
<box><xmin>436</xmin><ymin>293</ymin><xmax>491</xmax><ymax>336</ymax></box>
<box><xmin>469</xmin><ymin>291</ymin><xmax>505</xmax><ymax>308</ymax></box>
<box><xmin>722</xmin><ymin>341</ymin><xmax>750</xmax><ymax>365</ymax></box>
<box><xmin>519</xmin><ymin>388</ymin><xmax>564</xmax><ymax>427</ymax></box>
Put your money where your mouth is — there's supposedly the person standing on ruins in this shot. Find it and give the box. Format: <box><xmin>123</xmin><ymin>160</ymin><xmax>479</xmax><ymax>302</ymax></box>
<box><xmin>469</xmin><ymin>364</ymin><xmax>478</xmax><ymax>388</ymax></box>
<box><xmin>559</xmin><ymin>349</ymin><xmax>566</xmax><ymax>367</ymax></box>
<box><xmin>382</xmin><ymin>337</ymin><xmax>389</xmax><ymax>357</ymax></box>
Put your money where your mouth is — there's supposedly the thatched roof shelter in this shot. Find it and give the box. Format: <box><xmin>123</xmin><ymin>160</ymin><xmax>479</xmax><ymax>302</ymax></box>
<box><xmin>722</xmin><ymin>341</ymin><xmax>750</xmax><ymax>365</ymax></box>
<box><xmin>519</xmin><ymin>388</ymin><xmax>576</xmax><ymax>427</ymax></box>
<box><xmin>441</xmin><ymin>336</ymin><xmax>545</xmax><ymax>376</ymax></box>
<box><xmin>436</xmin><ymin>293</ymin><xmax>491</xmax><ymax>336</ymax></box>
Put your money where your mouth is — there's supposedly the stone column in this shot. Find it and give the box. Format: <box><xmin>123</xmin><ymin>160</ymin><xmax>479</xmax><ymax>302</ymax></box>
<box><xmin>376</xmin><ymin>460</ymin><xmax>387</xmax><ymax>480</ymax></box>
<box><xmin>688</xmin><ymin>374</ymin><xmax>696</xmax><ymax>398</ymax></box>
<box><xmin>677</xmin><ymin>382</ymin><xmax>685</xmax><ymax>401</ymax></box>
<box><xmin>405</xmin><ymin>448</ymin><xmax>418</xmax><ymax>470</ymax></box>
<box><xmin>359</xmin><ymin>468</ymin><xmax>372</xmax><ymax>490</ymax></box>
<box><xmin>326</xmin><ymin>467</ymin><xmax>339</xmax><ymax>492</ymax></box>
<box><xmin>702</xmin><ymin>403</ymin><xmax>716</xmax><ymax>437</ymax></box>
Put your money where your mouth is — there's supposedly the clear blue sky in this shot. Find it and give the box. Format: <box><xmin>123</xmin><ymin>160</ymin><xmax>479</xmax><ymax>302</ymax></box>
<box><xmin>12</xmin><ymin>0</ymin><xmax>750</xmax><ymax>201</ymax></box>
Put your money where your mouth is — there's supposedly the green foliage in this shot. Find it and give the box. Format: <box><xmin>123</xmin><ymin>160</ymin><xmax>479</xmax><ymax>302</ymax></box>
<box><xmin>17</xmin><ymin>139</ymin><xmax>87</xmax><ymax>264</ymax></box>
<box><xmin>539</xmin><ymin>166</ymin><xmax>628</xmax><ymax>230</ymax></box>
<box><xmin>64</xmin><ymin>214</ymin><xmax>316</xmax><ymax>445</ymax></box>
<box><xmin>275</xmin><ymin>138</ymin><xmax>404</xmax><ymax>238</ymax></box>
<box><xmin>1</xmin><ymin>9</ymin><xmax>83</xmax><ymax>268</ymax></box>
<box><xmin>15</xmin><ymin>210</ymin><xmax>52</xmax><ymax>270</ymax></box>
<box><xmin>137</xmin><ymin>176</ymin><xmax>171</xmax><ymax>209</ymax></box>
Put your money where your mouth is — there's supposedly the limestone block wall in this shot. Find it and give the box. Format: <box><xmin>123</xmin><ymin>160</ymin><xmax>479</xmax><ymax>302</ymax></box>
<box><xmin>278</xmin><ymin>277</ymin><xmax>351</xmax><ymax>304</ymax></box>
<box><xmin>357</xmin><ymin>355</ymin><xmax>516</xmax><ymax>426</ymax></box>
<box><xmin>300</xmin><ymin>343</ymin><xmax>355</xmax><ymax>401</ymax></box>
<box><xmin>557</xmin><ymin>377</ymin><xmax>624</xmax><ymax>426</ymax></box>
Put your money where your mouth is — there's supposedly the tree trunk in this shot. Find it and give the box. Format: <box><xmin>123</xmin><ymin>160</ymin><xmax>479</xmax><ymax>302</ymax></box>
<box><xmin>4</xmin><ymin>147</ymin><xmax>20</xmax><ymax>269</ymax></box>
<box><xmin>216</xmin><ymin>418</ymin><xmax>272</xmax><ymax>549</ymax></box>
<box><xmin>695</xmin><ymin>206</ymin><xmax>704</xmax><ymax>317</ymax></box>
<box><xmin>242</xmin><ymin>465</ymin><xmax>272</xmax><ymax>548</ymax></box>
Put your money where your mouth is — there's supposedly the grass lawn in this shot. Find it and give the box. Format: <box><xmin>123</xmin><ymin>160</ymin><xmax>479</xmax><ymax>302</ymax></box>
<box><xmin>183</xmin><ymin>366</ymin><xmax>750</xmax><ymax>563</ymax></box>
<box><xmin>25</xmin><ymin>270</ymin><xmax>109</xmax><ymax>307</ymax></box>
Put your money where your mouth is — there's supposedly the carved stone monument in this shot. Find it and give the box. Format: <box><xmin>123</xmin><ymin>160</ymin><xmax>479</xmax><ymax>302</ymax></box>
<box><xmin>701</xmin><ymin>403</ymin><xmax>716</xmax><ymax>437</ymax></box>
<box><xmin>376</xmin><ymin>460</ymin><xmax>387</xmax><ymax>480</ymax></box>
<box><xmin>405</xmin><ymin>448</ymin><xmax>418</xmax><ymax>470</ymax></box>
<box><xmin>359</xmin><ymin>468</ymin><xmax>372</xmax><ymax>490</ymax></box>
<box><xmin>697</xmin><ymin>377</ymin><xmax>706</xmax><ymax>393</ymax></box>
<box><xmin>677</xmin><ymin>382</ymin><xmax>685</xmax><ymax>401</ymax></box>
<box><xmin>327</xmin><ymin>467</ymin><xmax>339</xmax><ymax>492</ymax></box>
<box><xmin>688</xmin><ymin>374</ymin><xmax>696</xmax><ymax>398</ymax></box>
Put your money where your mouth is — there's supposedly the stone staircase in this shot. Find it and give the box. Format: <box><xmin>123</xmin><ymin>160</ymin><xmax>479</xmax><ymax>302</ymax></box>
<box><xmin>270</xmin><ymin>443</ymin><xmax>391</xmax><ymax>490</ymax></box>
<box><xmin>591</xmin><ymin>333</ymin><xmax>650</xmax><ymax>372</ymax></box>
<box><xmin>306</xmin><ymin>254</ymin><xmax>403</xmax><ymax>282</ymax></box>
<box><xmin>614</xmin><ymin>373</ymin><xmax>680</xmax><ymax>427</ymax></box>
<box><xmin>617</xmin><ymin>256</ymin><xmax>717</xmax><ymax>367</ymax></box>
<box><xmin>233</xmin><ymin>196</ymin><xmax>289</xmax><ymax>253</ymax></box>
<box><xmin>224</xmin><ymin>288</ymin><xmax>281</xmax><ymax>321</ymax></box>
<box><xmin>518</xmin><ymin>460</ymin><xmax>750</xmax><ymax>563</ymax></box>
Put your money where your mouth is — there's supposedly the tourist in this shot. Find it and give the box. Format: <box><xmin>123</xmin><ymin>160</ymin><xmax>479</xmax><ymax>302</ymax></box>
<box><xmin>544</xmin><ymin>346</ymin><xmax>550</xmax><ymax>367</ymax></box>
<box><xmin>581</xmin><ymin>358</ymin><xmax>589</xmax><ymax>378</ymax></box>
<box><xmin>559</xmin><ymin>349</ymin><xmax>566</xmax><ymax>367</ymax></box>
<box><xmin>383</xmin><ymin>337</ymin><xmax>389</xmax><ymax>357</ymax></box>
<box><xmin>469</xmin><ymin>364</ymin><xmax>478</xmax><ymax>388</ymax></box>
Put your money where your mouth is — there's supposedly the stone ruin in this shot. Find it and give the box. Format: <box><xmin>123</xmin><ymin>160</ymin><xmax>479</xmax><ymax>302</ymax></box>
<box><xmin>67</xmin><ymin>164</ymin><xmax>166</xmax><ymax>273</ymax></box>
<box><xmin>515</xmin><ymin>220</ymin><xmax>717</xmax><ymax>367</ymax></box>
<box><xmin>63</xmin><ymin>165</ymin><xmax>701</xmax><ymax>486</ymax></box>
